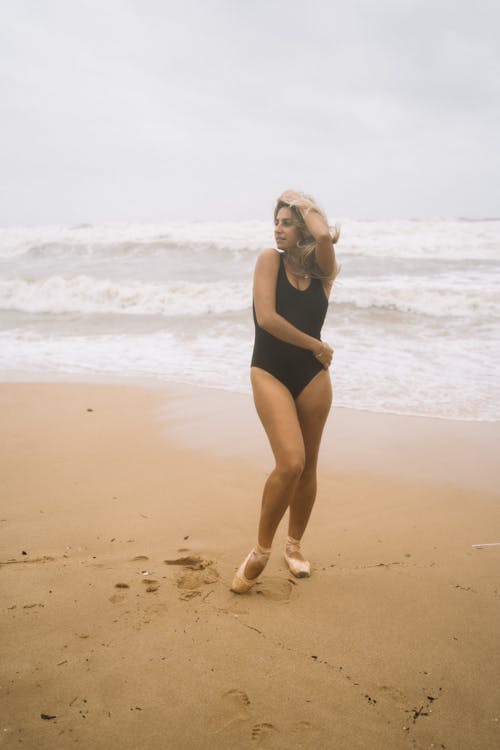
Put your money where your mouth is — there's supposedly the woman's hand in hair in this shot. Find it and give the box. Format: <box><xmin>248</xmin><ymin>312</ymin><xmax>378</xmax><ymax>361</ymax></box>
<box><xmin>279</xmin><ymin>189</ymin><xmax>340</xmax><ymax>279</ymax></box>
<box><xmin>279</xmin><ymin>190</ymin><xmax>314</xmax><ymax>213</ymax></box>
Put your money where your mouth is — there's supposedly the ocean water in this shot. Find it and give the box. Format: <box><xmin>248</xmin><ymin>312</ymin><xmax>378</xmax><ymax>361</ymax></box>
<box><xmin>0</xmin><ymin>219</ymin><xmax>499</xmax><ymax>421</ymax></box>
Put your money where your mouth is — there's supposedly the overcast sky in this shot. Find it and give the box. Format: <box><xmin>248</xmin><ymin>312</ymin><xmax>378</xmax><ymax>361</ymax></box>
<box><xmin>1</xmin><ymin>0</ymin><xmax>499</xmax><ymax>224</ymax></box>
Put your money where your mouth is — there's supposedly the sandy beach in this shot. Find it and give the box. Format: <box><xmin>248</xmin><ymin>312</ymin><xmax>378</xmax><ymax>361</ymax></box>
<box><xmin>1</xmin><ymin>381</ymin><xmax>499</xmax><ymax>750</ymax></box>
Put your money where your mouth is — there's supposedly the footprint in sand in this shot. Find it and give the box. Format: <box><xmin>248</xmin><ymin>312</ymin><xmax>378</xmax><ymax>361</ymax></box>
<box><xmin>289</xmin><ymin>719</ymin><xmax>322</xmax><ymax>744</ymax></box>
<box><xmin>255</xmin><ymin>578</ymin><xmax>293</xmax><ymax>602</ymax></box>
<box><xmin>165</xmin><ymin>554</ymin><xmax>219</xmax><ymax>599</ymax></box>
<box><xmin>179</xmin><ymin>590</ymin><xmax>201</xmax><ymax>601</ymax></box>
<box><xmin>207</xmin><ymin>688</ymin><xmax>251</xmax><ymax>734</ymax></box>
<box><xmin>108</xmin><ymin>593</ymin><xmax>126</xmax><ymax>604</ymax></box>
<box><xmin>143</xmin><ymin>601</ymin><xmax>168</xmax><ymax>617</ymax></box>
<box><xmin>377</xmin><ymin>684</ymin><xmax>406</xmax><ymax>704</ymax></box>
<box><xmin>176</xmin><ymin>567</ymin><xmax>219</xmax><ymax>590</ymax></box>
<box><xmin>251</xmin><ymin>722</ymin><xmax>279</xmax><ymax>746</ymax></box>
<box><xmin>164</xmin><ymin>554</ymin><xmax>212</xmax><ymax>571</ymax></box>
<box><xmin>218</xmin><ymin>603</ymin><xmax>250</xmax><ymax>616</ymax></box>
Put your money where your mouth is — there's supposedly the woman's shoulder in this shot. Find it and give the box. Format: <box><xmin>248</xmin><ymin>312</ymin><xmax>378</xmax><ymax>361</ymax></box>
<box><xmin>255</xmin><ymin>247</ymin><xmax>281</xmax><ymax>267</ymax></box>
<box><xmin>254</xmin><ymin>248</ymin><xmax>282</xmax><ymax>281</ymax></box>
<box><xmin>259</xmin><ymin>247</ymin><xmax>281</xmax><ymax>259</ymax></box>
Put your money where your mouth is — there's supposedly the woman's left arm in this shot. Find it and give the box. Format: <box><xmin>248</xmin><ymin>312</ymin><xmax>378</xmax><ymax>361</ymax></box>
<box><xmin>280</xmin><ymin>190</ymin><xmax>340</xmax><ymax>277</ymax></box>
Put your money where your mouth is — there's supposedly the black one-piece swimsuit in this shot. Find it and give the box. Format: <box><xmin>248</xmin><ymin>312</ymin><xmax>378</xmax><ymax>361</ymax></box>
<box><xmin>251</xmin><ymin>252</ymin><xmax>329</xmax><ymax>399</ymax></box>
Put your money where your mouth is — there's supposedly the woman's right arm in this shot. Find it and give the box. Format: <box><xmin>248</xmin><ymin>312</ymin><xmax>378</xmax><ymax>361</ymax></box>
<box><xmin>253</xmin><ymin>248</ymin><xmax>333</xmax><ymax>368</ymax></box>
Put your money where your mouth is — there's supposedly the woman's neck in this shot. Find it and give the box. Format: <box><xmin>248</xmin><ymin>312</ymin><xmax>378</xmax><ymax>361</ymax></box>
<box><xmin>283</xmin><ymin>252</ymin><xmax>310</xmax><ymax>279</ymax></box>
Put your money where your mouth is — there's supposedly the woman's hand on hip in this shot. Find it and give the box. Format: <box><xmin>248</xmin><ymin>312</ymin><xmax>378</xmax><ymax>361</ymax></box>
<box><xmin>313</xmin><ymin>341</ymin><xmax>334</xmax><ymax>369</ymax></box>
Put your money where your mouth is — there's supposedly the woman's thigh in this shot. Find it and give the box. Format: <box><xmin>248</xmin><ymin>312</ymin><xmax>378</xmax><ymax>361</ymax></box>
<box><xmin>250</xmin><ymin>367</ymin><xmax>305</xmax><ymax>467</ymax></box>
<box><xmin>295</xmin><ymin>369</ymin><xmax>332</xmax><ymax>468</ymax></box>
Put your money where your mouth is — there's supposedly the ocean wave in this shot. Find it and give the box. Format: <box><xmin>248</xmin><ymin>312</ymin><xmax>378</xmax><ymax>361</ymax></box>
<box><xmin>1</xmin><ymin>219</ymin><xmax>499</xmax><ymax>261</ymax></box>
<box><xmin>0</xmin><ymin>222</ymin><xmax>271</xmax><ymax>260</ymax></box>
<box><xmin>0</xmin><ymin>276</ymin><xmax>252</xmax><ymax>316</ymax></box>
<box><xmin>3</xmin><ymin>238</ymin><xmax>262</xmax><ymax>263</ymax></box>
<box><xmin>1</xmin><ymin>272</ymin><xmax>498</xmax><ymax>319</ymax></box>
<box><xmin>332</xmin><ymin>275</ymin><xmax>500</xmax><ymax>317</ymax></box>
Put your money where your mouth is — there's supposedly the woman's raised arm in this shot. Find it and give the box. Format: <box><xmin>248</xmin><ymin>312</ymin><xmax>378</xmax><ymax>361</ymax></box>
<box><xmin>279</xmin><ymin>190</ymin><xmax>340</xmax><ymax>278</ymax></box>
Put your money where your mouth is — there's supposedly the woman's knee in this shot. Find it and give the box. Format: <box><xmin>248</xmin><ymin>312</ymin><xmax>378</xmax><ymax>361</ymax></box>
<box><xmin>276</xmin><ymin>452</ymin><xmax>305</xmax><ymax>481</ymax></box>
<box><xmin>294</xmin><ymin>466</ymin><xmax>317</xmax><ymax>498</ymax></box>
<box><xmin>300</xmin><ymin>464</ymin><xmax>317</xmax><ymax>484</ymax></box>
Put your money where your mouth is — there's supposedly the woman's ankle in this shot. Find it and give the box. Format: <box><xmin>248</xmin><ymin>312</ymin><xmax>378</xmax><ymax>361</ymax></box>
<box><xmin>285</xmin><ymin>535</ymin><xmax>306</xmax><ymax>559</ymax></box>
<box><xmin>256</xmin><ymin>541</ymin><xmax>272</xmax><ymax>556</ymax></box>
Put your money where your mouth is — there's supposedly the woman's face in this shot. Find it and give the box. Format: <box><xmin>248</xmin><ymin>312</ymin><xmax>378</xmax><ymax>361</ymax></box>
<box><xmin>274</xmin><ymin>207</ymin><xmax>300</xmax><ymax>251</ymax></box>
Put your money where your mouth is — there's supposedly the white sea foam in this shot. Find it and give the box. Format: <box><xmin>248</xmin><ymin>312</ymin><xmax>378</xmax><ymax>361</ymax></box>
<box><xmin>0</xmin><ymin>276</ymin><xmax>252</xmax><ymax>316</ymax></box>
<box><xmin>1</xmin><ymin>218</ymin><xmax>499</xmax><ymax>421</ymax></box>
<box><xmin>0</xmin><ymin>221</ymin><xmax>272</xmax><ymax>260</ymax></box>
<box><xmin>1</xmin><ymin>324</ymin><xmax>497</xmax><ymax>421</ymax></box>
<box><xmin>1</xmin><ymin>270</ymin><xmax>498</xmax><ymax>319</ymax></box>
<box><xmin>332</xmin><ymin>272</ymin><xmax>500</xmax><ymax>318</ymax></box>
<box><xmin>1</xmin><ymin>218</ymin><xmax>498</xmax><ymax>261</ymax></box>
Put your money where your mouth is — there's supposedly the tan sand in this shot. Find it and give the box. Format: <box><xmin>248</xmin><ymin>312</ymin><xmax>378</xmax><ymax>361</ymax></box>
<box><xmin>1</xmin><ymin>381</ymin><xmax>499</xmax><ymax>750</ymax></box>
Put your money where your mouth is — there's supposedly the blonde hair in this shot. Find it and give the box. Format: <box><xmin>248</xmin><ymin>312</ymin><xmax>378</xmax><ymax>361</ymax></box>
<box><xmin>274</xmin><ymin>194</ymin><xmax>341</xmax><ymax>282</ymax></box>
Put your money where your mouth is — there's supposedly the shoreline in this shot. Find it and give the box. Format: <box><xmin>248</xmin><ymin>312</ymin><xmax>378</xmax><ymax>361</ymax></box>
<box><xmin>2</xmin><ymin>375</ymin><xmax>499</xmax><ymax>490</ymax></box>
<box><xmin>1</xmin><ymin>380</ymin><xmax>499</xmax><ymax>749</ymax></box>
<box><xmin>1</xmin><ymin>370</ymin><xmax>498</xmax><ymax>425</ymax></box>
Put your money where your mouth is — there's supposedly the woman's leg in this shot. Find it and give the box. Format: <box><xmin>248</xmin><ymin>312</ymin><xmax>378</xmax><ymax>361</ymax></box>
<box><xmin>244</xmin><ymin>367</ymin><xmax>306</xmax><ymax>579</ymax></box>
<box><xmin>287</xmin><ymin>370</ymin><xmax>332</xmax><ymax>549</ymax></box>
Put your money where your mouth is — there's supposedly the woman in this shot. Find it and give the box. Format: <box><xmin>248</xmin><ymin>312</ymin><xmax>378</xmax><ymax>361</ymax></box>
<box><xmin>231</xmin><ymin>189</ymin><xmax>340</xmax><ymax>594</ymax></box>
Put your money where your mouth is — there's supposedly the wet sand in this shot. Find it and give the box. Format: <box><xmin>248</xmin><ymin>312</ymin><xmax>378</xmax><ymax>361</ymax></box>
<box><xmin>1</xmin><ymin>382</ymin><xmax>499</xmax><ymax>749</ymax></box>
